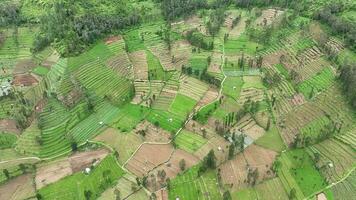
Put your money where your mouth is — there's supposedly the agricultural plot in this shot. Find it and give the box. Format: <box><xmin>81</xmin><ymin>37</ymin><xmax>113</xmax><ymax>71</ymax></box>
<box><xmin>231</xmin><ymin>114</ymin><xmax>266</xmax><ymax>141</ymax></box>
<box><xmin>171</xmin><ymin>40</ymin><xmax>192</xmax><ymax>70</ymax></box>
<box><xmin>94</xmin><ymin>128</ymin><xmax>143</xmax><ymax>164</ymax></box>
<box><xmin>98</xmin><ymin>174</ymin><xmax>140</xmax><ymax>200</ymax></box>
<box><xmin>0</xmin><ymin>174</ymin><xmax>36</xmax><ymax>200</ymax></box>
<box><xmin>149</xmin><ymin>43</ymin><xmax>176</xmax><ymax>71</ymax></box>
<box><xmin>129</xmin><ymin>50</ymin><xmax>149</xmax><ymax>80</ymax></box>
<box><xmin>232</xmin><ymin>177</ymin><xmax>289</xmax><ymax>200</ymax></box>
<box><xmin>147</xmin><ymin>109</ymin><xmax>184</xmax><ymax>133</ymax></box>
<box><xmin>194</xmin><ymin>135</ymin><xmax>230</xmax><ymax>165</ymax></box>
<box><xmin>297</xmin><ymin>67</ymin><xmax>335</xmax><ymax>99</ymax></box>
<box><xmin>224</xmin><ymin>34</ymin><xmax>262</xmax><ymax>56</ymax></box>
<box><xmin>254</xmin><ymin>9</ymin><xmax>284</xmax><ymax>27</ymax></box>
<box><xmin>152</xmin><ymin>72</ymin><xmax>179</xmax><ymax>110</ymax></box>
<box><xmin>35</xmin><ymin>149</ymin><xmax>109</xmax><ymax>189</ymax></box>
<box><xmin>188</xmin><ymin>50</ymin><xmax>211</xmax><ymax>75</ymax></box>
<box><xmin>38</xmin><ymin>99</ymin><xmax>72</xmax><ymax>158</ymax></box>
<box><xmin>178</xmin><ymin>75</ymin><xmax>208</xmax><ymax>102</ymax></box>
<box><xmin>331</xmin><ymin>170</ymin><xmax>355</xmax><ymax>200</ymax></box>
<box><xmin>255</xmin><ymin>125</ymin><xmax>286</xmax><ymax>152</ymax></box>
<box><xmin>125</xmin><ymin>143</ymin><xmax>173</xmax><ymax>177</ymax></box>
<box><xmin>220</xmin><ymin>144</ymin><xmax>277</xmax><ymax>191</ymax></box>
<box><xmin>169</xmin><ymin>94</ymin><xmax>197</xmax><ymax>120</ymax></box>
<box><xmin>39</xmin><ymin>155</ymin><xmax>125</xmax><ymax>200</ymax></box>
<box><xmin>335</xmin><ymin>126</ymin><xmax>356</xmax><ymax>149</ymax></box>
<box><xmin>74</xmin><ymin>59</ymin><xmax>133</xmax><ymax>105</ymax></box>
<box><xmin>307</xmin><ymin>138</ymin><xmax>355</xmax><ymax>183</ymax></box>
<box><xmin>222</xmin><ymin>76</ymin><xmax>244</xmax><ymax>100</ymax></box>
<box><xmin>237</xmin><ymin>88</ymin><xmax>265</xmax><ymax>105</ymax></box>
<box><xmin>174</xmin><ymin>130</ymin><xmax>208</xmax><ymax>153</ymax></box>
<box><xmin>105</xmin><ymin>37</ymin><xmax>133</xmax><ymax>78</ymax></box>
<box><xmin>147</xmin><ymin>149</ymin><xmax>200</xmax><ymax>192</ymax></box>
<box><xmin>277</xmin><ymin>149</ymin><xmax>330</xmax><ymax>200</ymax></box>
<box><xmin>0</xmin><ymin>133</ymin><xmax>17</xmax><ymax>149</ymax></box>
<box><xmin>169</xmin><ymin>165</ymin><xmax>222</xmax><ymax>200</ymax></box>
<box><xmin>134</xmin><ymin>120</ymin><xmax>171</xmax><ymax>143</ymax></box>
<box><xmin>146</xmin><ymin>50</ymin><xmax>167</xmax><ymax>80</ymax></box>
<box><xmin>15</xmin><ymin>120</ymin><xmax>41</xmax><ymax>156</ymax></box>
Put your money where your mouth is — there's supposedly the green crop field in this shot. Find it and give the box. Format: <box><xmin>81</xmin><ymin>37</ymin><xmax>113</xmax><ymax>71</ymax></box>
<box><xmin>38</xmin><ymin>155</ymin><xmax>125</xmax><ymax>200</ymax></box>
<box><xmin>175</xmin><ymin>130</ymin><xmax>208</xmax><ymax>153</ymax></box>
<box><xmin>169</xmin><ymin>164</ymin><xmax>222</xmax><ymax>200</ymax></box>
<box><xmin>297</xmin><ymin>67</ymin><xmax>335</xmax><ymax>98</ymax></box>
<box><xmin>0</xmin><ymin>133</ymin><xmax>17</xmax><ymax>149</ymax></box>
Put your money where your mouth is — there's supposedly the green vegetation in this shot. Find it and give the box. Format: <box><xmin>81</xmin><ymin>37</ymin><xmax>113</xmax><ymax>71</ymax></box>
<box><xmin>32</xmin><ymin>66</ymin><xmax>49</xmax><ymax>76</ymax></box>
<box><xmin>174</xmin><ymin>130</ymin><xmax>207</xmax><ymax>153</ymax></box>
<box><xmin>38</xmin><ymin>155</ymin><xmax>125</xmax><ymax>200</ymax></box>
<box><xmin>169</xmin><ymin>164</ymin><xmax>221</xmax><ymax>200</ymax></box>
<box><xmin>255</xmin><ymin>125</ymin><xmax>286</xmax><ymax>152</ymax></box>
<box><xmin>224</xmin><ymin>34</ymin><xmax>262</xmax><ymax>55</ymax></box>
<box><xmin>194</xmin><ymin>101</ymin><xmax>219</xmax><ymax>124</ymax></box>
<box><xmin>223</xmin><ymin>76</ymin><xmax>244</xmax><ymax>100</ymax></box>
<box><xmin>297</xmin><ymin>67</ymin><xmax>335</xmax><ymax>99</ymax></box>
<box><xmin>0</xmin><ymin>133</ymin><xmax>17</xmax><ymax>149</ymax></box>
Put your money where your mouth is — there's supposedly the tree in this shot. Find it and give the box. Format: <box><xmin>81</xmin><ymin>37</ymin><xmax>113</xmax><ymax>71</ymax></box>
<box><xmin>228</xmin><ymin>144</ymin><xmax>235</xmax><ymax>160</ymax></box>
<box><xmin>289</xmin><ymin>188</ymin><xmax>296</xmax><ymax>200</ymax></box>
<box><xmin>205</xmin><ymin>150</ymin><xmax>216</xmax><ymax>169</ymax></box>
<box><xmin>84</xmin><ymin>190</ymin><xmax>92</xmax><ymax>200</ymax></box>
<box><xmin>223</xmin><ymin>191</ymin><xmax>232</xmax><ymax>200</ymax></box>
<box><xmin>71</xmin><ymin>141</ymin><xmax>78</xmax><ymax>152</ymax></box>
<box><xmin>19</xmin><ymin>164</ymin><xmax>26</xmax><ymax>174</ymax></box>
<box><xmin>179</xmin><ymin>159</ymin><xmax>186</xmax><ymax>171</ymax></box>
<box><xmin>114</xmin><ymin>189</ymin><xmax>121</xmax><ymax>200</ymax></box>
<box><xmin>3</xmin><ymin>169</ymin><xmax>10</xmax><ymax>179</ymax></box>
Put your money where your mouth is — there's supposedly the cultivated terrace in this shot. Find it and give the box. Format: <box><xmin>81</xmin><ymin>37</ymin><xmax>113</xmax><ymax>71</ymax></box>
<box><xmin>0</xmin><ymin>0</ymin><xmax>355</xmax><ymax>200</ymax></box>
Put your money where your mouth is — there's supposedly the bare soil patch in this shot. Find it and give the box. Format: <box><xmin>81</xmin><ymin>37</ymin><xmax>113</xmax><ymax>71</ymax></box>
<box><xmin>0</xmin><ymin>119</ymin><xmax>20</xmax><ymax>134</ymax></box>
<box><xmin>35</xmin><ymin>159</ymin><xmax>72</xmax><ymax>189</ymax></box>
<box><xmin>107</xmin><ymin>54</ymin><xmax>133</xmax><ymax>77</ymax></box>
<box><xmin>155</xmin><ymin>188</ymin><xmax>169</xmax><ymax>200</ymax></box>
<box><xmin>125</xmin><ymin>144</ymin><xmax>174</xmax><ymax>177</ymax></box>
<box><xmin>255</xmin><ymin>9</ymin><xmax>284</xmax><ymax>27</ymax></box>
<box><xmin>69</xmin><ymin>149</ymin><xmax>109</xmax><ymax>173</ymax></box>
<box><xmin>12</xmin><ymin>74</ymin><xmax>38</xmax><ymax>86</ymax></box>
<box><xmin>171</xmin><ymin>40</ymin><xmax>192</xmax><ymax>70</ymax></box>
<box><xmin>185</xmin><ymin>120</ymin><xmax>216</xmax><ymax>140</ymax></box>
<box><xmin>220</xmin><ymin>144</ymin><xmax>277</xmax><ymax>191</ymax></box>
<box><xmin>0</xmin><ymin>174</ymin><xmax>35</xmax><ymax>200</ymax></box>
<box><xmin>13</xmin><ymin>59</ymin><xmax>37</xmax><ymax>74</ymax></box>
<box><xmin>129</xmin><ymin>50</ymin><xmax>148</xmax><ymax>80</ymax></box>
<box><xmin>194</xmin><ymin>135</ymin><xmax>229</xmax><ymax>165</ymax></box>
<box><xmin>134</xmin><ymin>120</ymin><xmax>171</xmax><ymax>143</ymax></box>
<box><xmin>290</xmin><ymin>93</ymin><xmax>305</xmax><ymax>107</ymax></box>
<box><xmin>147</xmin><ymin>149</ymin><xmax>200</xmax><ymax>191</ymax></box>
<box><xmin>196</xmin><ymin>88</ymin><xmax>219</xmax><ymax>109</ymax></box>
<box><xmin>94</xmin><ymin>128</ymin><xmax>143</xmax><ymax>164</ymax></box>
<box><xmin>105</xmin><ymin>36</ymin><xmax>121</xmax><ymax>45</ymax></box>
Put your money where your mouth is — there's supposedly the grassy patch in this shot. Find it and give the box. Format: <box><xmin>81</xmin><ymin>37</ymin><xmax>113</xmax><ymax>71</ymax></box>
<box><xmin>0</xmin><ymin>133</ymin><xmax>17</xmax><ymax>149</ymax></box>
<box><xmin>123</xmin><ymin>29</ymin><xmax>145</xmax><ymax>52</ymax></box>
<box><xmin>32</xmin><ymin>66</ymin><xmax>49</xmax><ymax>76</ymax></box>
<box><xmin>146</xmin><ymin>50</ymin><xmax>167</xmax><ymax>80</ymax></box>
<box><xmin>174</xmin><ymin>130</ymin><xmax>207</xmax><ymax>153</ymax></box>
<box><xmin>39</xmin><ymin>155</ymin><xmax>125</xmax><ymax>200</ymax></box>
<box><xmin>169</xmin><ymin>94</ymin><xmax>197</xmax><ymax>119</ymax></box>
<box><xmin>194</xmin><ymin>101</ymin><xmax>219</xmax><ymax>124</ymax></box>
<box><xmin>274</xmin><ymin>63</ymin><xmax>290</xmax><ymax>79</ymax></box>
<box><xmin>277</xmin><ymin>149</ymin><xmax>328</xmax><ymax>198</ymax></box>
<box><xmin>242</xmin><ymin>75</ymin><xmax>265</xmax><ymax>89</ymax></box>
<box><xmin>147</xmin><ymin>110</ymin><xmax>184</xmax><ymax>133</ymax></box>
<box><xmin>224</xmin><ymin>34</ymin><xmax>262</xmax><ymax>55</ymax></box>
<box><xmin>222</xmin><ymin>76</ymin><xmax>244</xmax><ymax>100</ymax></box>
<box><xmin>113</xmin><ymin>104</ymin><xmax>149</xmax><ymax>133</ymax></box>
<box><xmin>255</xmin><ymin>125</ymin><xmax>286</xmax><ymax>152</ymax></box>
<box><xmin>169</xmin><ymin>164</ymin><xmax>222</xmax><ymax>200</ymax></box>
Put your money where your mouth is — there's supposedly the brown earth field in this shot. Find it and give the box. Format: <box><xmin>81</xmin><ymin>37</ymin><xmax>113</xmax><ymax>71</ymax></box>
<box><xmin>0</xmin><ymin>119</ymin><xmax>21</xmax><ymax>134</ymax></box>
<box><xmin>146</xmin><ymin>149</ymin><xmax>200</xmax><ymax>191</ymax></box>
<box><xmin>125</xmin><ymin>143</ymin><xmax>174</xmax><ymax>177</ymax></box>
<box><xmin>94</xmin><ymin>128</ymin><xmax>144</xmax><ymax>164</ymax></box>
<box><xmin>220</xmin><ymin>144</ymin><xmax>277</xmax><ymax>191</ymax></box>
<box><xmin>35</xmin><ymin>149</ymin><xmax>109</xmax><ymax>189</ymax></box>
<box><xmin>134</xmin><ymin>120</ymin><xmax>171</xmax><ymax>143</ymax></box>
<box><xmin>0</xmin><ymin>173</ymin><xmax>36</xmax><ymax>200</ymax></box>
<box><xmin>12</xmin><ymin>74</ymin><xmax>38</xmax><ymax>86</ymax></box>
<box><xmin>194</xmin><ymin>135</ymin><xmax>230</xmax><ymax>165</ymax></box>
<box><xmin>13</xmin><ymin>59</ymin><xmax>37</xmax><ymax>74</ymax></box>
